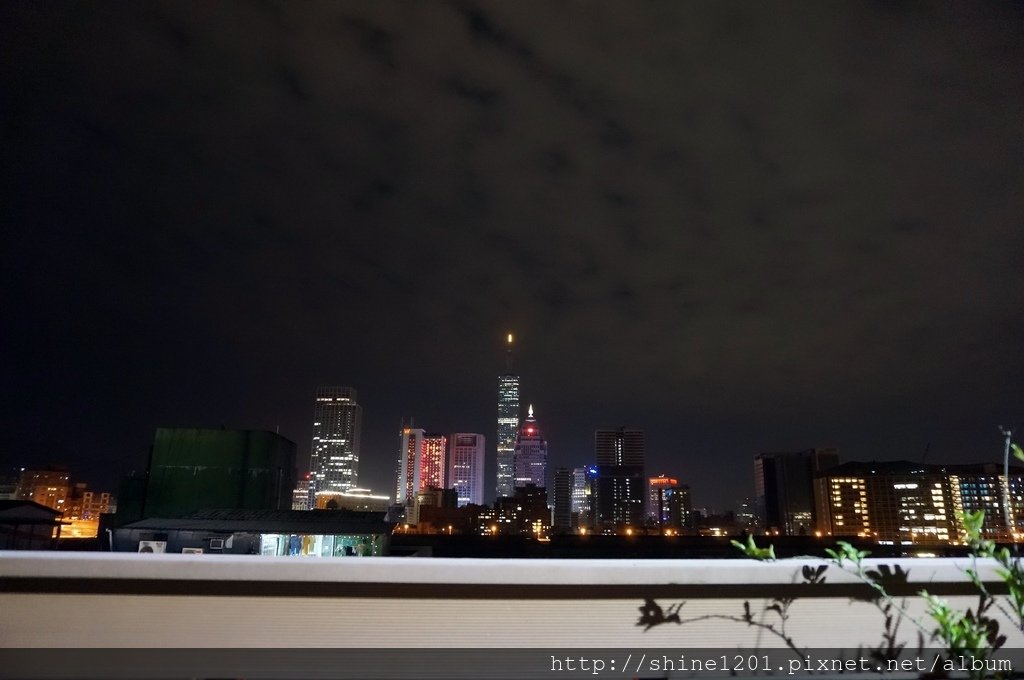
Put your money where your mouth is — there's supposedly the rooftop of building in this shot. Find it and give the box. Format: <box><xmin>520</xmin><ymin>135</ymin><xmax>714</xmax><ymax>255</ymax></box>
<box><xmin>817</xmin><ymin>459</ymin><xmax>1024</xmax><ymax>477</ymax></box>
<box><xmin>0</xmin><ymin>500</ymin><xmax>63</xmax><ymax>523</ymax></box>
<box><xmin>121</xmin><ymin>508</ymin><xmax>390</xmax><ymax>534</ymax></box>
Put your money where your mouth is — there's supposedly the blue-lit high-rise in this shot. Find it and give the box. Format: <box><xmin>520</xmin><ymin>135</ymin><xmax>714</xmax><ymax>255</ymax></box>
<box><xmin>572</xmin><ymin>466</ymin><xmax>598</xmax><ymax>529</ymax></box>
<box><xmin>496</xmin><ymin>333</ymin><xmax>519</xmax><ymax>499</ymax></box>
<box><xmin>449</xmin><ymin>433</ymin><xmax>485</xmax><ymax>507</ymax></box>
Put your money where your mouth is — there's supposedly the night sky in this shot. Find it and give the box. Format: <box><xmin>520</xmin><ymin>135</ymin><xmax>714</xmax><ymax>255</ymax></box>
<box><xmin>3</xmin><ymin>1</ymin><xmax>1022</xmax><ymax>510</ymax></box>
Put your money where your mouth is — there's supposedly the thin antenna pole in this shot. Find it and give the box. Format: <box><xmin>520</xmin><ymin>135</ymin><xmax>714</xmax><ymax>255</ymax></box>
<box><xmin>506</xmin><ymin>332</ymin><xmax>514</xmax><ymax>373</ymax></box>
<box><xmin>1001</xmin><ymin>426</ymin><xmax>1014</xmax><ymax>542</ymax></box>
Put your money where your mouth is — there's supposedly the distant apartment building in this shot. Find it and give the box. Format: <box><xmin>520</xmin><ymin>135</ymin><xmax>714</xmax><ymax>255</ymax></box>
<box><xmin>12</xmin><ymin>470</ymin><xmax>115</xmax><ymax>538</ymax></box>
<box><xmin>15</xmin><ymin>468</ymin><xmax>71</xmax><ymax>512</ymax></box>
<box><xmin>594</xmin><ymin>428</ymin><xmax>646</xmax><ymax>530</ymax></box>
<box><xmin>668</xmin><ymin>484</ymin><xmax>693</xmax><ymax>530</ymax></box>
<box><xmin>63</xmin><ymin>484</ymin><xmax>116</xmax><ymax>538</ymax></box>
<box><xmin>754</xmin><ymin>448</ymin><xmax>840</xmax><ymax>535</ymax></box>
<box><xmin>449</xmin><ymin>433</ymin><xmax>485</xmax><ymax>507</ymax></box>
<box><xmin>292</xmin><ymin>475</ymin><xmax>313</xmax><ymax>510</ymax></box>
<box><xmin>949</xmin><ymin>464</ymin><xmax>1024</xmax><ymax>542</ymax></box>
<box><xmin>734</xmin><ymin>497</ymin><xmax>759</xmax><ymax>531</ymax></box>
<box><xmin>815</xmin><ymin>461</ymin><xmax>1024</xmax><ymax>545</ymax></box>
<box><xmin>407</xmin><ymin>486</ymin><xmax>458</xmax><ymax>527</ymax></box>
<box><xmin>815</xmin><ymin>461</ymin><xmax>952</xmax><ymax>544</ymax></box>
<box><xmin>488</xmin><ymin>483</ymin><xmax>550</xmax><ymax>536</ymax></box>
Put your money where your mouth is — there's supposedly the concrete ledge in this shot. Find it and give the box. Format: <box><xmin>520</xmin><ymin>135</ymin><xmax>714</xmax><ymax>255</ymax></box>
<box><xmin>2</xmin><ymin>552</ymin><xmax>1021</xmax><ymax>649</ymax></box>
<box><xmin>0</xmin><ymin>551</ymin><xmax>1007</xmax><ymax>585</ymax></box>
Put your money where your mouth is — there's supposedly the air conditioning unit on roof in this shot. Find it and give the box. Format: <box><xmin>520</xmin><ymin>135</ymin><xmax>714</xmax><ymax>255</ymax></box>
<box><xmin>138</xmin><ymin>540</ymin><xmax>167</xmax><ymax>553</ymax></box>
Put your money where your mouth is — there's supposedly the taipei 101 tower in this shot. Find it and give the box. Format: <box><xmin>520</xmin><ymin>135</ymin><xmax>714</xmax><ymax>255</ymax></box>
<box><xmin>495</xmin><ymin>333</ymin><xmax>520</xmax><ymax>499</ymax></box>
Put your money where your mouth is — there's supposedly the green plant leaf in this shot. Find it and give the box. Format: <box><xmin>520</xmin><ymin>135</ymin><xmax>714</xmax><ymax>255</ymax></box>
<box><xmin>731</xmin><ymin>534</ymin><xmax>776</xmax><ymax>561</ymax></box>
<box><xmin>1012</xmin><ymin>443</ymin><xmax>1024</xmax><ymax>462</ymax></box>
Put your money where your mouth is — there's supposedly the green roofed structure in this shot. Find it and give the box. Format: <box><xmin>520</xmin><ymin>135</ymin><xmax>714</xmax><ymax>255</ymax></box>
<box><xmin>143</xmin><ymin>427</ymin><xmax>297</xmax><ymax>518</ymax></box>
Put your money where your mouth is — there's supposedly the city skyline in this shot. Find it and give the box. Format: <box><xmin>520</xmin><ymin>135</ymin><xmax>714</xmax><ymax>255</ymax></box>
<box><xmin>1</xmin><ymin>346</ymin><xmax>1020</xmax><ymax>512</ymax></box>
<box><xmin>3</xmin><ymin>3</ymin><xmax>1021</xmax><ymax>511</ymax></box>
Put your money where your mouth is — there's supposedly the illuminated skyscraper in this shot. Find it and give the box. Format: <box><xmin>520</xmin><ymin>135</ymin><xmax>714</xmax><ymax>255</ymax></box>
<box><xmin>449</xmin><ymin>433</ymin><xmax>485</xmax><ymax>507</ymax></box>
<box><xmin>513</xmin><ymin>405</ymin><xmax>547</xmax><ymax>490</ymax></box>
<box><xmin>421</xmin><ymin>433</ymin><xmax>448</xmax><ymax>490</ymax></box>
<box><xmin>594</xmin><ymin>427</ymin><xmax>646</xmax><ymax>529</ymax></box>
<box><xmin>648</xmin><ymin>474</ymin><xmax>679</xmax><ymax>523</ymax></box>
<box><xmin>572</xmin><ymin>466</ymin><xmax>598</xmax><ymax>529</ymax></box>
<box><xmin>395</xmin><ymin>426</ymin><xmax>425</xmax><ymax>505</ymax></box>
<box><xmin>310</xmin><ymin>387</ymin><xmax>362</xmax><ymax>493</ymax></box>
<box><xmin>496</xmin><ymin>333</ymin><xmax>520</xmax><ymax>499</ymax></box>
<box><xmin>395</xmin><ymin>426</ymin><xmax>448</xmax><ymax>505</ymax></box>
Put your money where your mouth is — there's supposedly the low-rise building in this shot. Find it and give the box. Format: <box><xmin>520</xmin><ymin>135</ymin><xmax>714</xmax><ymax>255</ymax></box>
<box><xmin>815</xmin><ymin>461</ymin><xmax>1024</xmax><ymax>545</ymax></box>
<box><xmin>111</xmin><ymin>509</ymin><xmax>391</xmax><ymax>556</ymax></box>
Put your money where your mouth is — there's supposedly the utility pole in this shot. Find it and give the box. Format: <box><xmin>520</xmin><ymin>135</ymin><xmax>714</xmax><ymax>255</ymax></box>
<box><xmin>1001</xmin><ymin>426</ymin><xmax>1015</xmax><ymax>542</ymax></box>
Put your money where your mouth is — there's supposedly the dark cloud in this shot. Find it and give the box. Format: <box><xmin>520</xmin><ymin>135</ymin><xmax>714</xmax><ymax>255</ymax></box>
<box><xmin>442</xmin><ymin>75</ymin><xmax>503</xmax><ymax>108</ymax></box>
<box><xmin>2</xmin><ymin>0</ymin><xmax>1023</xmax><ymax>507</ymax></box>
<box><xmin>341</xmin><ymin>15</ymin><xmax>398</xmax><ymax>69</ymax></box>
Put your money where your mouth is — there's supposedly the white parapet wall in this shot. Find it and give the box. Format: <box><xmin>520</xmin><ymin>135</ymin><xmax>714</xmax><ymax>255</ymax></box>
<box><xmin>6</xmin><ymin>553</ymin><xmax>1024</xmax><ymax>680</ymax></box>
<box><xmin>2</xmin><ymin>552</ymin><xmax>1023</xmax><ymax>678</ymax></box>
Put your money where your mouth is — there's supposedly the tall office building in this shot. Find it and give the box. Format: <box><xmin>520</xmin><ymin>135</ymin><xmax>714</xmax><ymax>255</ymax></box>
<box><xmin>395</xmin><ymin>426</ymin><xmax>425</xmax><ymax>505</ymax></box>
<box><xmin>513</xmin><ymin>405</ymin><xmax>548</xmax><ymax>491</ymax></box>
<box><xmin>594</xmin><ymin>428</ymin><xmax>646</xmax><ymax>529</ymax></box>
<box><xmin>571</xmin><ymin>466</ymin><xmax>598</xmax><ymax>529</ymax></box>
<box><xmin>422</xmin><ymin>433</ymin><xmax>448</xmax><ymax>490</ymax></box>
<box><xmin>754</xmin><ymin>447</ymin><xmax>839</xmax><ymax>535</ymax></box>
<box><xmin>648</xmin><ymin>474</ymin><xmax>679</xmax><ymax>524</ymax></box>
<box><xmin>669</xmin><ymin>484</ymin><xmax>693</xmax><ymax>530</ymax></box>
<box><xmin>552</xmin><ymin>467</ymin><xmax>573</xmax><ymax>533</ymax></box>
<box><xmin>395</xmin><ymin>427</ymin><xmax>448</xmax><ymax>505</ymax></box>
<box><xmin>449</xmin><ymin>433</ymin><xmax>486</xmax><ymax>507</ymax></box>
<box><xmin>496</xmin><ymin>333</ymin><xmax>520</xmax><ymax>499</ymax></box>
<box><xmin>310</xmin><ymin>387</ymin><xmax>362</xmax><ymax>493</ymax></box>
